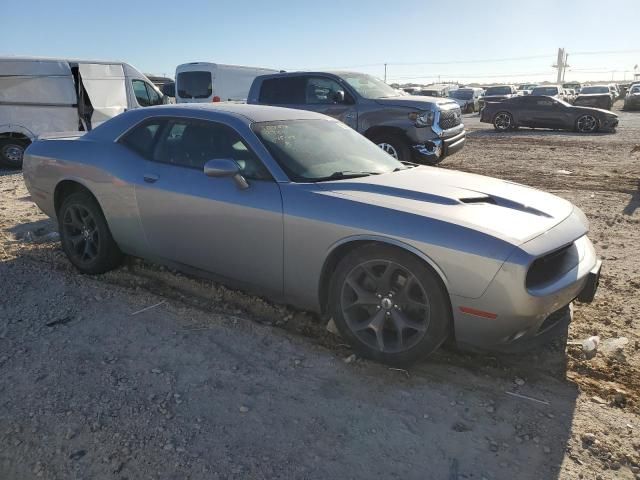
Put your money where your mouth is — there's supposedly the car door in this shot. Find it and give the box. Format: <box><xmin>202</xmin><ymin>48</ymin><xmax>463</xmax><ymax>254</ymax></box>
<box><xmin>129</xmin><ymin>117</ymin><xmax>284</xmax><ymax>294</ymax></box>
<box><xmin>301</xmin><ymin>76</ymin><xmax>358</xmax><ymax>129</ymax></box>
<box><xmin>512</xmin><ymin>97</ymin><xmax>537</xmax><ymax>127</ymax></box>
<box><xmin>530</xmin><ymin>97</ymin><xmax>566</xmax><ymax>129</ymax></box>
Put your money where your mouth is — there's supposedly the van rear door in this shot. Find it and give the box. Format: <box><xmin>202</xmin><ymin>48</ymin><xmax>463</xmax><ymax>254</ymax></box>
<box><xmin>176</xmin><ymin>70</ymin><xmax>213</xmax><ymax>103</ymax></box>
<box><xmin>77</xmin><ymin>63</ymin><xmax>128</xmax><ymax>126</ymax></box>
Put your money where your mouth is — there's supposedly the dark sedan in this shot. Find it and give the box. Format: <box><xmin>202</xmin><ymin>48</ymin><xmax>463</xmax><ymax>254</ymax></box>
<box><xmin>480</xmin><ymin>96</ymin><xmax>618</xmax><ymax>133</ymax></box>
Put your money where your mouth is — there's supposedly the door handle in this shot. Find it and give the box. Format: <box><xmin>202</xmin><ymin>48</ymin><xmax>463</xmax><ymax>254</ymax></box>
<box><xmin>143</xmin><ymin>174</ymin><xmax>159</xmax><ymax>183</ymax></box>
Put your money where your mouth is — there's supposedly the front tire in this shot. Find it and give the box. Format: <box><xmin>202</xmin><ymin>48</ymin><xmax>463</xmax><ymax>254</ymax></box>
<box><xmin>0</xmin><ymin>139</ymin><xmax>29</xmax><ymax>169</ymax></box>
<box><xmin>493</xmin><ymin>112</ymin><xmax>514</xmax><ymax>131</ymax></box>
<box><xmin>369</xmin><ymin>133</ymin><xmax>411</xmax><ymax>162</ymax></box>
<box><xmin>329</xmin><ymin>244</ymin><xmax>451</xmax><ymax>365</ymax></box>
<box><xmin>58</xmin><ymin>192</ymin><xmax>122</xmax><ymax>274</ymax></box>
<box><xmin>575</xmin><ymin>114</ymin><xmax>599</xmax><ymax>133</ymax></box>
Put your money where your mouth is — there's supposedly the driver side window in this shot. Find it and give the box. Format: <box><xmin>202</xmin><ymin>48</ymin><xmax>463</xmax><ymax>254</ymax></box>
<box><xmin>132</xmin><ymin>79</ymin><xmax>163</xmax><ymax>107</ymax></box>
<box><xmin>152</xmin><ymin>118</ymin><xmax>272</xmax><ymax>180</ymax></box>
<box><xmin>305</xmin><ymin>77</ymin><xmax>349</xmax><ymax>104</ymax></box>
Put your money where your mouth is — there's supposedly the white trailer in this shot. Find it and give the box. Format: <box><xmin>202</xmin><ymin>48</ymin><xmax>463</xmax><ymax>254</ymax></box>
<box><xmin>174</xmin><ymin>62</ymin><xmax>278</xmax><ymax>104</ymax></box>
<box><xmin>0</xmin><ymin>57</ymin><xmax>166</xmax><ymax>167</ymax></box>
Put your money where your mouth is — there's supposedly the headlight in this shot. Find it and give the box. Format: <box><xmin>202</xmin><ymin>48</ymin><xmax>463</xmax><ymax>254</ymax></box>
<box><xmin>409</xmin><ymin>111</ymin><xmax>434</xmax><ymax>127</ymax></box>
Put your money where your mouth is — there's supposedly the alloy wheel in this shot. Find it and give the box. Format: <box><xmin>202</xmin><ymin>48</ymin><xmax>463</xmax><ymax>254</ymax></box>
<box><xmin>576</xmin><ymin>115</ymin><xmax>597</xmax><ymax>133</ymax></box>
<box><xmin>377</xmin><ymin>142</ymin><xmax>399</xmax><ymax>159</ymax></box>
<box><xmin>340</xmin><ymin>259</ymin><xmax>430</xmax><ymax>353</ymax></box>
<box><xmin>62</xmin><ymin>204</ymin><xmax>100</xmax><ymax>264</ymax></box>
<box><xmin>494</xmin><ymin>113</ymin><xmax>512</xmax><ymax>131</ymax></box>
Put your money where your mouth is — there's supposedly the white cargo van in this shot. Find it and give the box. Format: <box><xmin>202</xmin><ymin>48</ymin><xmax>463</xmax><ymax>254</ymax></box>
<box><xmin>0</xmin><ymin>57</ymin><xmax>166</xmax><ymax>168</ymax></box>
<box><xmin>174</xmin><ymin>62</ymin><xmax>278</xmax><ymax>104</ymax></box>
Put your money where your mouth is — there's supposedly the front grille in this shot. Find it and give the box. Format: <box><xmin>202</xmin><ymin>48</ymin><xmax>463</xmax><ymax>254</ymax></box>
<box><xmin>439</xmin><ymin>108</ymin><xmax>462</xmax><ymax>130</ymax></box>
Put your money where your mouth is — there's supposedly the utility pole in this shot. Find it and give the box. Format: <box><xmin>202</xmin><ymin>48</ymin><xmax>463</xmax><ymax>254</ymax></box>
<box><xmin>553</xmin><ymin>48</ymin><xmax>569</xmax><ymax>84</ymax></box>
<box><xmin>384</xmin><ymin>63</ymin><xmax>387</xmax><ymax>83</ymax></box>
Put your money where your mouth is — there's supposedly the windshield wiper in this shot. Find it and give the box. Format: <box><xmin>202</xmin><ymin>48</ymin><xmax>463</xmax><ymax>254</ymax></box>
<box><xmin>310</xmin><ymin>171</ymin><xmax>381</xmax><ymax>182</ymax></box>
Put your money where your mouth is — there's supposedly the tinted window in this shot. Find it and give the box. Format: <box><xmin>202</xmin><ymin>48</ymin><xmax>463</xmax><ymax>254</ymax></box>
<box><xmin>152</xmin><ymin>119</ymin><xmax>271</xmax><ymax>180</ymax></box>
<box><xmin>531</xmin><ymin>87</ymin><xmax>559</xmax><ymax>96</ymax></box>
<box><xmin>177</xmin><ymin>71</ymin><xmax>212</xmax><ymax>99</ymax></box>
<box><xmin>120</xmin><ymin>120</ymin><xmax>165</xmax><ymax>158</ymax></box>
<box><xmin>485</xmin><ymin>86</ymin><xmax>512</xmax><ymax>95</ymax></box>
<box><xmin>259</xmin><ymin>77</ymin><xmax>306</xmax><ymax>104</ymax></box>
<box><xmin>580</xmin><ymin>86</ymin><xmax>609</xmax><ymax>94</ymax></box>
<box><xmin>536</xmin><ymin>99</ymin><xmax>555</xmax><ymax>107</ymax></box>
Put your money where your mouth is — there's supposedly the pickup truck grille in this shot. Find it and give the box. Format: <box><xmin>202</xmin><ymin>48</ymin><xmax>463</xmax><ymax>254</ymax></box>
<box><xmin>439</xmin><ymin>108</ymin><xmax>462</xmax><ymax>130</ymax></box>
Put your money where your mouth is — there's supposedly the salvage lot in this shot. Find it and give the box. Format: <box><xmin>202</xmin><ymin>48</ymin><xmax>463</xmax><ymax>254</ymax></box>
<box><xmin>1</xmin><ymin>103</ymin><xmax>639</xmax><ymax>479</ymax></box>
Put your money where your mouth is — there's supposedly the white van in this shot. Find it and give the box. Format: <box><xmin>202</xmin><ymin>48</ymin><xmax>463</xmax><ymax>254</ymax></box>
<box><xmin>0</xmin><ymin>57</ymin><xmax>166</xmax><ymax>167</ymax></box>
<box><xmin>174</xmin><ymin>62</ymin><xmax>278</xmax><ymax>104</ymax></box>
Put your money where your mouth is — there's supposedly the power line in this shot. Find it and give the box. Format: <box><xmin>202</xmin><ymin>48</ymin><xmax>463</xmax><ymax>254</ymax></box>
<box><xmin>289</xmin><ymin>48</ymin><xmax>640</xmax><ymax>71</ymax></box>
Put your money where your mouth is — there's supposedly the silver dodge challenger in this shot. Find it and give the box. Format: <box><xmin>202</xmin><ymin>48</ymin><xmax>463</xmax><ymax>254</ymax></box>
<box><xmin>23</xmin><ymin>104</ymin><xmax>601</xmax><ymax>365</ymax></box>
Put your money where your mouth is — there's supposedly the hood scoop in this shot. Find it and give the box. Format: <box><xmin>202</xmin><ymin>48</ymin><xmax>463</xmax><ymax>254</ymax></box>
<box><xmin>459</xmin><ymin>193</ymin><xmax>553</xmax><ymax>218</ymax></box>
<box><xmin>460</xmin><ymin>196</ymin><xmax>497</xmax><ymax>205</ymax></box>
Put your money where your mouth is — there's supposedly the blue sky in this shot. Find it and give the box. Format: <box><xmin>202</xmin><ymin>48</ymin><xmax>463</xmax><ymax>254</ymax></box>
<box><xmin>2</xmin><ymin>0</ymin><xmax>639</xmax><ymax>84</ymax></box>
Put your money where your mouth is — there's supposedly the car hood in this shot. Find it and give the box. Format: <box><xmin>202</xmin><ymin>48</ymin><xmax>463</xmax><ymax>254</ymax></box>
<box><xmin>451</xmin><ymin>98</ymin><xmax>472</xmax><ymax>106</ymax></box>
<box><xmin>571</xmin><ymin>105</ymin><xmax>618</xmax><ymax>117</ymax></box>
<box><xmin>374</xmin><ymin>96</ymin><xmax>458</xmax><ymax>111</ymax></box>
<box><xmin>316</xmin><ymin>167</ymin><xmax>575</xmax><ymax>246</ymax></box>
<box><xmin>483</xmin><ymin>95</ymin><xmax>512</xmax><ymax>101</ymax></box>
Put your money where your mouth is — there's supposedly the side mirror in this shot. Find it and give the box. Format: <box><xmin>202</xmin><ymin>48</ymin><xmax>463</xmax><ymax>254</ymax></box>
<box><xmin>203</xmin><ymin>158</ymin><xmax>248</xmax><ymax>189</ymax></box>
<box><xmin>161</xmin><ymin>82</ymin><xmax>176</xmax><ymax>98</ymax></box>
<box><xmin>331</xmin><ymin>90</ymin><xmax>345</xmax><ymax>104</ymax></box>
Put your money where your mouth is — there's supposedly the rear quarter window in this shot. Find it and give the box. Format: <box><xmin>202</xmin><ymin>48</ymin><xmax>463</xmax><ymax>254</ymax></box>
<box><xmin>258</xmin><ymin>77</ymin><xmax>306</xmax><ymax>104</ymax></box>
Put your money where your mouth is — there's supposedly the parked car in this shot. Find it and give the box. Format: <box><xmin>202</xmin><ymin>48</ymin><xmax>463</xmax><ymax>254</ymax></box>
<box><xmin>530</xmin><ymin>85</ymin><xmax>566</xmax><ymax>101</ymax></box>
<box><xmin>174</xmin><ymin>62</ymin><xmax>278</xmax><ymax>103</ymax></box>
<box><xmin>0</xmin><ymin>56</ymin><xmax>166</xmax><ymax>168</ymax></box>
<box><xmin>574</xmin><ymin>85</ymin><xmax>615</xmax><ymax>110</ymax></box>
<box><xmin>448</xmin><ymin>88</ymin><xmax>483</xmax><ymax>113</ymax></box>
<box><xmin>247</xmin><ymin>71</ymin><xmax>465</xmax><ymax>164</ymax></box>
<box><xmin>608</xmin><ymin>84</ymin><xmax>620</xmax><ymax>101</ymax></box>
<box><xmin>562</xmin><ymin>82</ymin><xmax>582</xmax><ymax>94</ymax></box>
<box><xmin>623</xmin><ymin>83</ymin><xmax>640</xmax><ymax>110</ymax></box>
<box><xmin>22</xmin><ymin>104</ymin><xmax>601</xmax><ymax>364</ymax></box>
<box><xmin>478</xmin><ymin>85</ymin><xmax>518</xmax><ymax>110</ymax></box>
<box><xmin>517</xmin><ymin>83</ymin><xmax>538</xmax><ymax>96</ymax></box>
<box><xmin>413</xmin><ymin>84</ymin><xmax>452</xmax><ymax>98</ymax></box>
<box><xmin>564</xmin><ymin>89</ymin><xmax>577</xmax><ymax>104</ymax></box>
<box><xmin>481</xmin><ymin>95</ymin><xmax>618</xmax><ymax>133</ymax></box>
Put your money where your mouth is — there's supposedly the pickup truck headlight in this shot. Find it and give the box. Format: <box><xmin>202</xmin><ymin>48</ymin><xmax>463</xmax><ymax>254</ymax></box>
<box><xmin>409</xmin><ymin>111</ymin><xmax>434</xmax><ymax>127</ymax></box>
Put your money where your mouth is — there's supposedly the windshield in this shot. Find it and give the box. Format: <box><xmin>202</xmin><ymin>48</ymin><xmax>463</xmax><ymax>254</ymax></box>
<box><xmin>580</xmin><ymin>86</ymin><xmax>609</xmax><ymax>94</ymax></box>
<box><xmin>531</xmin><ymin>87</ymin><xmax>559</xmax><ymax>95</ymax></box>
<box><xmin>449</xmin><ymin>89</ymin><xmax>473</xmax><ymax>100</ymax></box>
<box><xmin>630</xmin><ymin>85</ymin><xmax>640</xmax><ymax>94</ymax></box>
<box><xmin>339</xmin><ymin>73</ymin><xmax>400</xmax><ymax>99</ymax></box>
<box><xmin>485</xmin><ymin>86</ymin><xmax>511</xmax><ymax>95</ymax></box>
<box><xmin>252</xmin><ymin>119</ymin><xmax>403</xmax><ymax>182</ymax></box>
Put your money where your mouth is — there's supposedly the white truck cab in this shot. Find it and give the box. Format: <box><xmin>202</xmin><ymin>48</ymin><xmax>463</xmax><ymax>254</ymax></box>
<box><xmin>0</xmin><ymin>57</ymin><xmax>165</xmax><ymax>168</ymax></box>
<box><xmin>174</xmin><ymin>62</ymin><xmax>277</xmax><ymax>104</ymax></box>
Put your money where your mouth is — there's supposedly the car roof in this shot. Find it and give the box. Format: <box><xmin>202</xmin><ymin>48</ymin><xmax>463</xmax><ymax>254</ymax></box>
<box><xmin>142</xmin><ymin>103</ymin><xmax>329</xmax><ymax>123</ymax></box>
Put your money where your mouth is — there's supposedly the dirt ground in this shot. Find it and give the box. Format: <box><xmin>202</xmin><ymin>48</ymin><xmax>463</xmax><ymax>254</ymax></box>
<box><xmin>1</xmin><ymin>102</ymin><xmax>639</xmax><ymax>480</ymax></box>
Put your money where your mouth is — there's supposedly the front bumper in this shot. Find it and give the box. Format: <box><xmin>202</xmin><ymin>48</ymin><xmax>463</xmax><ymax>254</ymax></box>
<box><xmin>452</xmin><ymin>233</ymin><xmax>601</xmax><ymax>352</ymax></box>
<box><xmin>410</xmin><ymin>129</ymin><xmax>466</xmax><ymax>164</ymax></box>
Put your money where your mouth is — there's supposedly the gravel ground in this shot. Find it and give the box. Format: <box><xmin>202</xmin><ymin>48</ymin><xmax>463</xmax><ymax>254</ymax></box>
<box><xmin>1</xmin><ymin>101</ymin><xmax>639</xmax><ymax>480</ymax></box>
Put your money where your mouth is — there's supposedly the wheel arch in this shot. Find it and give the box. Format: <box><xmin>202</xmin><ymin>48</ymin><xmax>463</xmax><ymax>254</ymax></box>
<box><xmin>363</xmin><ymin>125</ymin><xmax>409</xmax><ymax>142</ymax></box>
<box><xmin>317</xmin><ymin>235</ymin><xmax>451</xmax><ymax>317</ymax></box>
<box><xmin>54</xmin><ymin>179</ymin><xmax>102</xmax><ymax>217</ymax></box>
<box><xmin>0</xmin><ymin>125</ymin><xmax>36</xmax><ymax>142</ymax></box>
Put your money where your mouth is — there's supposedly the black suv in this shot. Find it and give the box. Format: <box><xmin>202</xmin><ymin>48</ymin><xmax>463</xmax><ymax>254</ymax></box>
<box><xmin>247</xmin><ymin>71</ymin><xmax>465</xmax><ymax>164</ymax></box>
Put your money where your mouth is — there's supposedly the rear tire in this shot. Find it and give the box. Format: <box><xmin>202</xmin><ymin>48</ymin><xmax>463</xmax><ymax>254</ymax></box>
<box><xmin>0</xmin><ymin>138</ymin><xmax>29</xmax><ymax>169</ymax></box>
<box><xmin>58</xmin><ymin>192</ymin><xmax>122</xmax><ymax>274</ymax></box>
<box><xmin>329</xmin><ymin>244</ymin><xmax>451</xmax><ymax>366</ymax></box>
<box><xmin>493</xmin><ymin>112</ymin><xmax>514</xmax><ymax>131</ymax></box>
<box><xmin>369</xmin><ymin>133</ymin><xmax>411</xmax><ymax>162</ymax></box>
